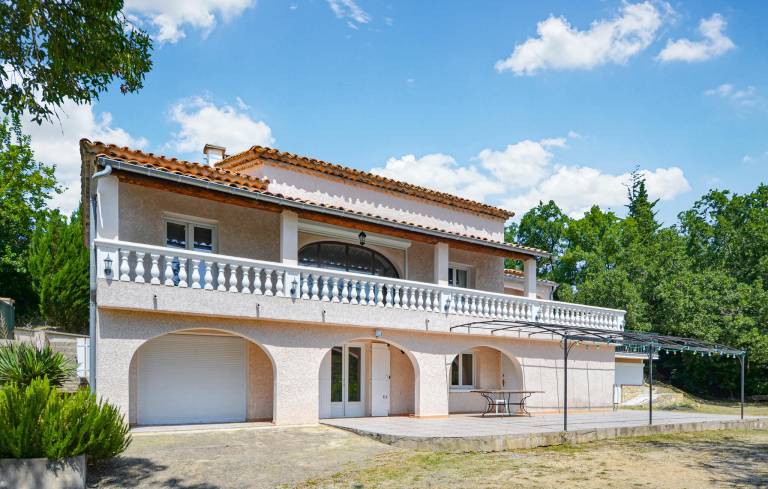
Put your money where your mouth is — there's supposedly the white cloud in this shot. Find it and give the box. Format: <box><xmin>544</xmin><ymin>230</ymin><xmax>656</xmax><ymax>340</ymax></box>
<box><xmin>476</xmin><ymin>139</ymin><xmax>564</xmax><ymax>189</ymax></box>
<box><xmin>125</xmin><ymin>0</ymin><xmax>254</xmax><ymax>43</ymax></box>
<box><xmin>495</xmin><ymin>2</ymin><xmax>665</xmax><ymax>75</ymax></box>
<box><xmin>22</xmin><ymin>101</ymin><xmax>147</xmax><ymax>214</ymax></box>
<box><xmin>371</xmin><ymin>153</ymin><xmax>504</xmax><ymax>202</ymax></box>
<box><xmin>657</xmin><ymin>13</ymin><xmax>734</xmax><ymax>62</ymax></box>
<box><xmin>502</xmin><ymin>165</ymin><xmax>690</xmax><ymax>218</ymax></box>
<box><xmin>167</xmin><ymin>97</ymin><xmax>274</xmax><ymax>155</ymax></box>
<box><xmin>705</xmin><ymin>83</ymin><xmax>761</xmax><ymax>107</ymax></box>
<box><xmin>327</xmin><ymin>0</ymin><xmax>371</xmax><ymax>27</ymax></box>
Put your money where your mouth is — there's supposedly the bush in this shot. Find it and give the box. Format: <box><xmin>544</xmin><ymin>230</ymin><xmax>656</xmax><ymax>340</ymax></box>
<box><xmin>0</xmin><ymin>342</ymin><xmax>76</xmax><ymax>387</ymax></box>
<box><xmin>0</xmin><ymin>378</ymin><xmax>131</xmax><ymax>464</ymax></box>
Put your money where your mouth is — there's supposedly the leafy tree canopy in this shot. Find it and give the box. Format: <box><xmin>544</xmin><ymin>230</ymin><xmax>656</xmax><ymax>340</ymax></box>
<box><xmin>0</xmin><ymin>0</ymin><xmax>152</xmax><ymax>123</ymax></box>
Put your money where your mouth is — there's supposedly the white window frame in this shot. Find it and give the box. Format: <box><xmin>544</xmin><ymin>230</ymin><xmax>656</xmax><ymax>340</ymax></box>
<box><xmin>450</xmin><ymin>351</ymin><xmax>475</xmax><ymax>391</ymax></box>
<box><xmin>448</xmin><ymin>263</ymin><xmax>472</xmax><ymax>289</ymax></box>
<box><xmin>163</xmin><ymin>214</ymin><xmax>218</xmax><ymax>253</ymax></box>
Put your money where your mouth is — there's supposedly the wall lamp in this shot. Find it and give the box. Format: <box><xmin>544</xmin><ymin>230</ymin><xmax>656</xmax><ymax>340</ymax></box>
<box><xmin>104</xmin><ymin>255</ymin><xmax>113</xmax><ymax>276</ymax></box>
<box><xmin>358</xmin><ymin>231</ymin><xmax>367</xmax><ymax>246</ymax></box>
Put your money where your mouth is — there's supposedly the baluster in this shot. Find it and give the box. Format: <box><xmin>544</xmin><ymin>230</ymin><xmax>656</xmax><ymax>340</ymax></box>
<box><xmin>229</xmin><ymin>263</ymin><xmax>238</xmax><ymax>292</ymax></box>
<box><xmin>374</xmin><ymin>283</ymin><xmax>384</xmax><ymax>306</ymax></box>
<box><xmin>340</xmin><ymin>278</ymin><xmax>349</xmax><ymax>304</ymax></box>
<box><xmin>328</xmin><ymin>277</ymin><xmax>338</xmax><ymax>302</ymax></box>
<box><xmin>263</xmin><ymin>269</ymin><xmax>274</xmax><ymax>296</ymax></box>
<box><xmin>178</xmin><ymin>258</ymin><xmax>188</xmax><ymax>288</ymax></box>
<box><xmin>190</xmin><ymin>259</ymin><xmax>201</xmax><ymax>288</ymax></box>
<box><xmin>253</xmin><ymin>268</ymin><xmax>263</xmax><ymax>295</ymax></box>
<box><xmin>301</xmin><ymin>273</ymin><xmax>310</xmax><ymax>299</ymax></box>
<box><xmin>405</xmin><ymin>287</ymin><xmax>414</xmax><ymax>310</ymax></box>
<box><xmin>320</xmin><ymin>276</ymin><xmax>330</xmax><ymax>301</ymax></box>
<box><xmin>393</xmin><ymin>285</ymin><xmax>402</xmax><ymax>308</ymax></box>
<box><xmin>164</xmin><ymin>256</ymin><xmax>174</xmax><ymax>286</ymax></box>
<box><xmin>216</xmin><ymin>263</ymin><xmax>226</xmax><ymax>291</ymax></box>
<box><xmin>276</xmin><ymin>270</ymin><xmax>285</xmax><ymax>297</ymax></box>
<box><xmin>204</xmin><ymin>261</ymin><xmax>214</xmax><ymax>290</ymax></box>
<box><xmin>134</xmin><ymin>252</ymin><xmax>146</xmax><ymax>283</ymax></box>
<box><xmin>358</xmin><ymin>280</ymin><xmax>368</xmax><ymax>305</ymax></box>
<box><xmin>413</xmin><ymin>288</ymin><xmax>421</xmax><ymax>310</ymax></box>
<box><xmin>351</xmin><ymin>280</ymin><xmax>360</xmax><ymax>305</ymax></box>
<box><xmin>241</xmin><ymin>266</ymin><xmax>251</xmax><ymax>293</ymax></box>
<box><xmin>425</xmin><ymin>290</ymin><xmax>434</xmax><ymax>312</ymax></box>
<box><xmin>149</xmin><ymin>254</ymin><xmax>160</xmax><ymax>284</ymax></box>
<box><xmin>382</xmin><ymin>284</ymin><xmax>391</xmax><ymax>308</ymax></box>
<box><xmin>119</xmin><ymin>250</ymin><xmax>130</xmax><ymax>281</ymax></box>
<box><xmin>400</xmin><ymin>286</ymin><xmax>409</xmax><ymax>309</ymax></box>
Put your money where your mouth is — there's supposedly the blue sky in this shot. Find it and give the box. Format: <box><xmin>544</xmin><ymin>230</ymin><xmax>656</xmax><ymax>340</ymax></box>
<box><xmin>28</xmin><ymin>0</ymin><xmax>767</xmax><ymax>224</ymax></box>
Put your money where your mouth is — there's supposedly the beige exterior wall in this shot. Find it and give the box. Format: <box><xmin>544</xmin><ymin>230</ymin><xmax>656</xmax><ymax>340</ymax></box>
<box><xmin>449</xmin><ymin>248</ymin><xmax>505</xmax><ymax>293</ymax></box>
<box><xmin>389</xmin><ymin>346</ymin><xmax>416</xmax><ymax>415</ymax></box>
<box><xmin>247</xmin><ymin>341</ymin><xmax>274</xmax><ymax>421</ymax></box>
<box><xmin>97</xmin><ymin>306</ymin><xmax>614</xmax><ymax>426</ymax></box>
<box><xmin>118</xmin><ymin>182</ymin><xmax>281</xmax><ymax>262</ymax></box>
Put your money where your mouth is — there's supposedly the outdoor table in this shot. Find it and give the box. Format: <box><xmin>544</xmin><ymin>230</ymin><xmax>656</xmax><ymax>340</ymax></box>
<box><xmin>470</xmin><ymin>389</ymin><xmax>543</xmax><ymax>416</ymax></box>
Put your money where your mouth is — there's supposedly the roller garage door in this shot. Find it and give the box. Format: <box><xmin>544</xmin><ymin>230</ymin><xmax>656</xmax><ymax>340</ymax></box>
<box><xmin>137</xmin><ymin>333</ymin><xmax>246</xmax><ymax>425</ymax></box>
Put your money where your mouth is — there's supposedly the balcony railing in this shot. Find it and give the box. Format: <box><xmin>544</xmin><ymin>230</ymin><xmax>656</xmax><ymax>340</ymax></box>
<box><xmin>95</xmin><ymin>239</ymin><xmax>625</xmax><ymax>331</ymax></box>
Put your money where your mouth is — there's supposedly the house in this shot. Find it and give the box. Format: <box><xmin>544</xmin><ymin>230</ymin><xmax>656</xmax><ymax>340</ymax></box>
<box><xmin>81</xmin><ymin>140</ymin><xmax>625</xmax><ymax>426</ymax></box>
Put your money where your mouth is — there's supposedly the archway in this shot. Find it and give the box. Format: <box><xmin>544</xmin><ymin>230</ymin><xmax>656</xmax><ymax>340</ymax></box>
<box><xmin>447</xmin><ymin>345</ymin><xmax>524</xmax><ymax>414</ymax></box>
<box><xmin>318</xmin><ymin>338</ymin><xmax>418</xmax><ymax>418</ymax></box>
<box><xmin>128</xmin><ymin>328</ymin><xmax>274</xmax><ymax>425</ymax></box>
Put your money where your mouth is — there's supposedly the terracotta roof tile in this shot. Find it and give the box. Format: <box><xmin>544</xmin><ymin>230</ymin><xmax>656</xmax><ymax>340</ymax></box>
<box><xmin>215</xmin><ymin>145</ymin><xmax>514</xmax><ymax>220</ymax></box>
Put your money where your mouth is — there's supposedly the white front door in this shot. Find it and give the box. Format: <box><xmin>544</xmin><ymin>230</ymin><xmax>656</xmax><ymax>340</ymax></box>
<box><xmin>371</xmin><ymin>343</ymin><xmax>391</xmax><ymax>416</ymax></box>
<box><xmin>326</xmin><ymin>343</ymin><xmax>366</xmax><ymax>418</ymax></box>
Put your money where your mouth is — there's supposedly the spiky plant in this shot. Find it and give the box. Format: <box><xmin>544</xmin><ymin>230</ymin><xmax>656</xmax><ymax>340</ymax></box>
<box><xmin>0</xmin><ymin>342</ymin><xmax>76</xmax><ymax>388</ymax></box>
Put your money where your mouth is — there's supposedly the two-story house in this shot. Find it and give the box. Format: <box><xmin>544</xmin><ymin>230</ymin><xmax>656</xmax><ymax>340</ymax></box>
<box><xmin>81</xmin><ymin>140</ymin><xmax>625</xmax><ymax>426</ymax></box>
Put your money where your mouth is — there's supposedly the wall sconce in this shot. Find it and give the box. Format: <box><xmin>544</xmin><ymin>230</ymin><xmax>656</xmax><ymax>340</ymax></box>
<box><xmin>290</xmin><ymin>278</ymin><xmax>298</xmax><ymax>297</ymax></box>
<box><xmin>104</xmin><ymin>255</ymin><xmax>113</xmax><ymax>276</ymax></box>
<box><xmin>358</xmin><ymin>231</ymin><xmax>367</xmax><ymax>246</ymax></box>
<box><xmin>375</xmin><ymin>329</ymin><xmax>382</xmax><ymax>338</ymax></box>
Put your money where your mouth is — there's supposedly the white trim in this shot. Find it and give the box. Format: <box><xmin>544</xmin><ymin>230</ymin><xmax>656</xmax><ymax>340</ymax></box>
<box><xmin>298</xmin><ymin>219</ymin><xmax>411</xmax><ymax>250</ymax></box>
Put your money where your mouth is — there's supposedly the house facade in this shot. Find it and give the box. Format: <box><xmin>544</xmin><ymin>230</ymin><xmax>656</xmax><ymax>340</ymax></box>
<box><xmin>81</xmin><ymin>140</ymin><xmax>625</xmax><ymax>426</ymax></box>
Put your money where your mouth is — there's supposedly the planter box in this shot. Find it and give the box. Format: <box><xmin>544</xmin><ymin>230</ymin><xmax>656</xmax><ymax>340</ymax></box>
<box><xmin>0</xmin><ymin>455</ymin><xmax>86</xmax><ymax>489</ymax></box>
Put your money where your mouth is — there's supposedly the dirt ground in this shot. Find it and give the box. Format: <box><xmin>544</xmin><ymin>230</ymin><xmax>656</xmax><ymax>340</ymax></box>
<box><xmin>293</xmin><ymin>429</ymin><xmax>768</xmax><ymax>489</ymax></box>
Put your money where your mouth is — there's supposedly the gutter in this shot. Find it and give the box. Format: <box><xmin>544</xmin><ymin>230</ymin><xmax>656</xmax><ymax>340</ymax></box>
<box><xmin>97</xmin><ymin>157</ymin><xmax>550</xmax><ymax>259</ymax></box>
<box><xmin>89</xmin><ymin>164</ymin><xmax>112</xmax><ymax>394</ymax></box>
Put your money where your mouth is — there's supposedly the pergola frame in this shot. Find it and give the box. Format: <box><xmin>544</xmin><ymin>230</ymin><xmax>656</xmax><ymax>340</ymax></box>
<box><xmin>449</xmin><ymin>320</ymin><xmax>747</xmax><ymax>431</ymax></box>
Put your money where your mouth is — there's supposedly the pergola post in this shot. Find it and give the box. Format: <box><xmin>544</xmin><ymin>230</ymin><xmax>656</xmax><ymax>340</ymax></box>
<box><xmin>563</xmin><ymin>336</ymin><xmax>568</xmax><ymax>432</ymax></box>
<box><xmin>739</xmin><ymin>353</ymin><xmax>746</xmax><ymax>420</ymax></box>
<box><xmin>648</xmin><ymin>345</ymin><xmax>654</xmax><ymax>426</ymax></box>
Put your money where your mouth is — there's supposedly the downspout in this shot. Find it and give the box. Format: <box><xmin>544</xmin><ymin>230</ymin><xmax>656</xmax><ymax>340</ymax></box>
<box><xmin>89</xmin><ymin>164</ymin><xmax>112</xmax><ymax>394</ymax></box>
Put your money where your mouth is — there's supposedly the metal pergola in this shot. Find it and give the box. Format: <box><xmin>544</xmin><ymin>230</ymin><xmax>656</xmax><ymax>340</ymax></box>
<box><xmin>450</xmin><ymin>320</ymin><xmax>747</xmax><ymax>431</ymax></box>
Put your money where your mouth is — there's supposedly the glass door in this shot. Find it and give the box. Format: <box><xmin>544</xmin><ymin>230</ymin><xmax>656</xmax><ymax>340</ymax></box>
<box><xmin>329</xmin><ymin>343</ymin><xmax>365</xmax><ymax>417</ymax></box>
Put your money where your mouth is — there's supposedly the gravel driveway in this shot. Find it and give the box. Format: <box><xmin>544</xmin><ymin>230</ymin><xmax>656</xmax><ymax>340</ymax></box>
<box><xmin>87</xmin><ymin>425</ymin><xmax>395</xmax><ymax>489</ymax></box>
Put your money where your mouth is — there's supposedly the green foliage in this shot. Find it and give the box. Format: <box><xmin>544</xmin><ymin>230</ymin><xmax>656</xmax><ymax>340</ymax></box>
<box><xmin>0</xmin><ymin>115</ymin><xmax>58</xmax><ymax>318</ymax></box>
<box><xmin>0</xmin><ymin>378</ymin><xmax>131</xmax><ymax>463</ymax></box>
<box><xmin>507</xmin><ymin>178</ymin><xmax>768</xmax><ymax>398</ymax></box>
<box><xmin>0</xmin><ymin>342</ymin><xmax>76</xmax><ymax>388</ymax></box>
<box><xmin>28</xmin><ymin>209</ymin><xmax>89</xmax><ymax>333</ymax></box>
<box><xmin>0</xmin><ymin>0</ymin><xmax>153</xmax><ymax>123</ymax></box>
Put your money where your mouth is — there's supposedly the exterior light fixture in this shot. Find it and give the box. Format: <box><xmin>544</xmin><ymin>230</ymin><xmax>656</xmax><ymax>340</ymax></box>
<box><xmin>104</xmin><ymin>255</ymin><xmax>113</xmax><ymax>276</ymax></box>
<box><xmin>290</xmin><ymin>278</ymin><xmax>298</xmax><ymax>297</ymax></box>
<box><xmin>375</xmin><ymin>329</ymin><xmax>382</xmax><ymax>338</ymax></box>
<box><xmin>358</xmin><ymin>231</ymin><xmax>367</xmax><ymax>246</ymax></box>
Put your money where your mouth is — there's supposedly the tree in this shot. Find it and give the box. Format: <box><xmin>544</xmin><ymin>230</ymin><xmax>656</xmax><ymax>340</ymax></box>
<box><xmin>0</xmin><ymin>0</ymin><xmax>152</xmax><ymax>123</ymax></box>
<box><xmin>27</xmin><ymin>209</ymin><xmax>88</xmax><ymax>333</ymax></box>
<box><xmin>625</xmin><ymin>167</ymin><xmax>660</xmax><ymax>236</ymax></box>
<box><xmin>513</xmin><ymin>200</ymin><xmax>569</xmax><ymax>275</ymax></box>
<box><xmin>0</xmin><ymin>115</ymin><xmax>58</xmax><ymax>318</ymax></box>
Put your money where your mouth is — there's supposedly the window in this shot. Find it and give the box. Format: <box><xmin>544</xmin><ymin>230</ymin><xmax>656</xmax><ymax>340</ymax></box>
<box><xmin>450</xmin><ymin>352</ymin><xmax>474</xmax><ymax>389</ymax></box>
<box><xmin>298</xmin><ymin>242</ymin><xmax>399</xmax><ymax>278</ymax></box>
<box><xmin>448</xmin><ymin>266</ymin><xmax>469</xmax><ymax>288</ymax></box>
<box><xmin>165</xmin><ymin>219</ymin><xmax>217</xmax><ymax>253</ymax></box>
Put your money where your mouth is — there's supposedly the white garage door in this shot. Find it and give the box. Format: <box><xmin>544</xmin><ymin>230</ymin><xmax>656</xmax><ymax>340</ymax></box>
<box><xmin>137</xmin><ymin>333</ymin><xmax>246</xmax><ymax>425</ymax></box>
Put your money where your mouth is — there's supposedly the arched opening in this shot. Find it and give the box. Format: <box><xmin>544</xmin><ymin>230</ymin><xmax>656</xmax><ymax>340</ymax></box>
<box><xmin>299</xmin><ymin>241</ymin><xmax>400</xmax><ymax>278</ymax></box>
<box><xmin>129</xmin><ymin>328</ymin><xmax>274</xmax><ymax>425</ymax></box>
<box><xmin>447</xmin><ymin>346</ymin><xmax>524</xmax><ymax>414</ymax></box>
<box><xmin>318</xmin><ymin>338</ymin><xmax>417</xmax><ymax>419</ymax></box>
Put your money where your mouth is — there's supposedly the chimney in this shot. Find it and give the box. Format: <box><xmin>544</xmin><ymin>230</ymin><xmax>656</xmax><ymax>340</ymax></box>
<box><xmin>203</xmin><ymin>144</ymin><xmax>226</xmax><ymax>165</ymax></box>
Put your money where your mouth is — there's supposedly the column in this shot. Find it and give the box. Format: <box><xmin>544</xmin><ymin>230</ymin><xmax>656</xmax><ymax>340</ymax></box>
<box><xmin>280</xmin><ymin>210</ymin><xmax>299</xmax><ymax>265</ymax></box>
<box><xmin>523</xmin><ymin>257</ymin><xmax>537</xmax><ymax>299</ymax></box>
<box><xmin>434</xmin><ymin>242</ymin><xmax>449</xmax><ymax>285</ymax></box>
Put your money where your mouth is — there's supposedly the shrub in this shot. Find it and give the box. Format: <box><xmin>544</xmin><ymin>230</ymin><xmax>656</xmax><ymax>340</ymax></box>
<box><xmin>0</xmin><ymin>342</ymin><xmax>76</xmax><ymax>387</ymax></box>
<box><xmin>0</xmin><ymin>378</ymin><xmax>131</xmax><ymax>464</ymax></box>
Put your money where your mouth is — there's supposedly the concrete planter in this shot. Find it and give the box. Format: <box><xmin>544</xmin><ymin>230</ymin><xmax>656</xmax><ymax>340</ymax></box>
<box><xmin>0</xmin><ymin>455</ymin><xmax>86</xmax><ymax>489</ymax></box>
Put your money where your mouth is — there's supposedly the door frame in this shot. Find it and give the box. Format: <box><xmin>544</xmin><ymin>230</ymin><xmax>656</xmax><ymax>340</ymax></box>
<box><xmin>329</xmin><ymin>343</ymin><xmax>366</xmax><ymax>418</ymax></box>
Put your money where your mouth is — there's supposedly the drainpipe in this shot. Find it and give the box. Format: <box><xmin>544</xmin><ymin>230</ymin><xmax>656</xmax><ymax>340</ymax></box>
<box><xmin>89</xmin><ymin>164</ymin><xmax>112</xmax><ymax>394</ymax></box>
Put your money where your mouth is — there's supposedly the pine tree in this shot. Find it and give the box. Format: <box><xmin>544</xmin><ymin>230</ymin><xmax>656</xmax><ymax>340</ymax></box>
<box><xmin>626</xmin><ymin>167</ymin><xmax>660</xmax><ymax>235</ymax></box>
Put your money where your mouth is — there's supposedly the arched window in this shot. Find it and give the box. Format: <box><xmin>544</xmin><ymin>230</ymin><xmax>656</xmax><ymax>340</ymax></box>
<box><xmin>299</xmin><ymin>241</ymin><xmax>399</xmax><ymax>278</ymax></box>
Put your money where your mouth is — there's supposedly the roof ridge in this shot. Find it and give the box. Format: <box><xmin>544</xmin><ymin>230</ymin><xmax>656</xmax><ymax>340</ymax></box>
<box><xmin>216</xmin><ymin>145</ymin><xmax>514</xmax><ymax>220</ymax></box>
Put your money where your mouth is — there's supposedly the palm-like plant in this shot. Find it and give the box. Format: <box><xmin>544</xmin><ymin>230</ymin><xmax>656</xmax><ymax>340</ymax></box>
<box><xmin>0</xmin><ymin>342</ymin><xmax>76</xmax><ymax>388</ymax></box>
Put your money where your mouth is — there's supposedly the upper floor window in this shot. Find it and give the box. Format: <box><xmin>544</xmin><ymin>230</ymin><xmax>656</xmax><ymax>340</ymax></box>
<box><xmin>165</xmin><ymin>219</ymin><xmax>217</xmax><ymax>253</ymax></box>
<box><xmin>299</xmin><ymin>241</ymin><xmax>399</xmax><ymax>278</ymax></box>
<box><xmin>448</xmin><ymin>266</ymin><xmax>470</xmax><ymax>288</ymax></box>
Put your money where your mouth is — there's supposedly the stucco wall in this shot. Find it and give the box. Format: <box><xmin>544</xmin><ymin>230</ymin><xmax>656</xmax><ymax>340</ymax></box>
<box><xmin>118</xmin><ymin>182</ymin><xmax>280</xmax><ymax>261</ymax></box>
<box><xmin>245</xmin><ymin>162</ymin><xmax>506</xmax><ymax>243</ymax></box>
<box><xmin>449</xmin><ymin>248</ymin><xmax>505</xmax><ymax>293</ymax></box>
<box><xmin>97</xmin><ymin>307</ymin><xmax>615</xmax><ymax>426</ymax></box>
<box><xmin>407</xmin><ymin>242</ymin><xmax>434</xmax><ymax>283</ymax></box>
<box><xmin>389</xmin><ymin>346</ymin><xmax>415</xmax><ymax>415</ymax></box>
<box><xmin>247</xmin><ymin>342</ymin><xmax>274</xmax><ymax>420</ymax></box>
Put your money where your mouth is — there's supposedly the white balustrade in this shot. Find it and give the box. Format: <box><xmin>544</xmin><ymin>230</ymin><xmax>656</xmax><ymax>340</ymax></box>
<box><xmin>97</xmin><ymin>239</ymin><xmax>625</xmax><ymax>332</ymax></box>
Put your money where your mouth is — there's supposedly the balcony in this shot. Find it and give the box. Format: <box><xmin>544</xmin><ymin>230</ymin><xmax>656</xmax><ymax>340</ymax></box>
<box><xmin>95</xmin><ymin>239</ymin><xmax>625</xmax><ymax>333</ymax></box>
